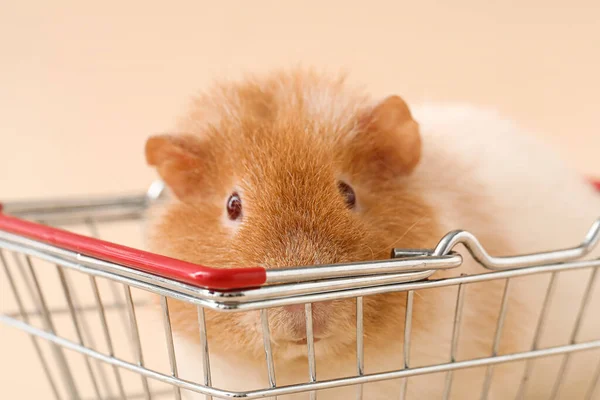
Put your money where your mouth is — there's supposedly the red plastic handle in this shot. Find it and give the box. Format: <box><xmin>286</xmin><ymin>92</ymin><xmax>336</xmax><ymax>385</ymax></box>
<box><xmin>0</xmin><ymin>213</ymin><xmax>266</xmax><ymax>290</ymax></box>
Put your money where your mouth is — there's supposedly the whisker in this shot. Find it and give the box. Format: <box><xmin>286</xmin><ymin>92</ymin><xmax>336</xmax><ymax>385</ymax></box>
<box><xmin>373</xmin><ymin>216</ymin><xmax>427</xmax><ymax>257</ymax></box>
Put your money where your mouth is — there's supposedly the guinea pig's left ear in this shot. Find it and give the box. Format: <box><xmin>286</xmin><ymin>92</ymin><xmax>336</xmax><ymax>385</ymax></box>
<box><xmin>145</xmin><ymin>134</ymin><xmax>208</xmax><ymax>201</ymax></box>
<box><xmin>349</xmin><ymin>95</ymin><xmax>421</xmax><ymax>179</ymax></box>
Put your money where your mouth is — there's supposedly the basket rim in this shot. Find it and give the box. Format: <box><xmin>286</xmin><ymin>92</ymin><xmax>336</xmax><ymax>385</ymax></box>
<box><xmin>1</xmin><ymin>177</ymin><xmax>598</xmax><ymax>291</ymax></box>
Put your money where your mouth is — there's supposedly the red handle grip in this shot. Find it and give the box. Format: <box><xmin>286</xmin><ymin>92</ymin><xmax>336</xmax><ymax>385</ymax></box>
<box><xmin>0</xmin><ymin>213</ymin><xmax>266</xmax><ymax>290</ymax></box>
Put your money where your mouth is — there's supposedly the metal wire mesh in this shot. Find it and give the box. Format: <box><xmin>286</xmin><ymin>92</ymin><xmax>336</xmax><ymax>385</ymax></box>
<box><xmin>1</xmin><ymin>192</ymin><xmax>599</xmax><ymax>400</ymax></box>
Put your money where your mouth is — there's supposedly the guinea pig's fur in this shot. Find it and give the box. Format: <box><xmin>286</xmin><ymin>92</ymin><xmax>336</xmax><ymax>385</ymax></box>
<box><xmin>144</xmin><ymin>69</ymin><xmax>600</xmax><ymax>399</ymax></box>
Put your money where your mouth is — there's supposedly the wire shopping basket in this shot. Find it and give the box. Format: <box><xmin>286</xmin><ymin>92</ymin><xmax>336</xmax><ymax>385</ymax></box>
<box><xmin>1</xmin><ymin>180</ymin><xmax>599</xmax><ymax>400</ymax></box>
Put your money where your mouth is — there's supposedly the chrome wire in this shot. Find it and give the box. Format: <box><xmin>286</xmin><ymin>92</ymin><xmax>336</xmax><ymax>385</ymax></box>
<box><xmin>89</xmin><ymin>275</ymin><xmax>127</xmax><ymax>399</ymax></box>
<box><xmin>1</xmin><ymin>250</ymin><xmax>62</xmax><ymax>400</ymax></box>
<box><xmin>261</xmin><ymin>309</ymin><xmax>277</xmax><ymax>398</ymax></box>
<box><xmin>161</xmin><ymin>297</ymin><xmax>182</xmax><ymax>400</ymax></box>
<box><xmin>1</xmin><ymin>230</ymin><xmax>598</xmax><ymax>310</ymax></box>
<box><xmin>3</xmin><ymin>314</ymin><xmax>598</xmax><ymax>399</ymax></box>
<box><xmin>123</xmin><ymin>285</ymin><xmax>152</xmax><ymax>399</ymax></box>
<box><xmin>479</xmin><ymin>279</ymin><xmax>511</xmax><ymax>400</ymax></box>
<box><xmin>84</xmin><ymin>218</ymin><xmax>130</xmax><ymax>331</ymax></box>
<box><xmin>1</xmin><ymin>188</ymin><xmax>598</xmax><ymax>399</ymax></box>
<box><xmin>305</xmin><ymin>303</ymin><xmax>317</xmax><ymax>400</ymax></box>
<box><xmin>515</xmin><ymin>272</ymin><xmax>559</xmax><ymax>400</ymax></box>
<box><xmin>587</xmin><ymin>356</ymin><xmax>600</xmax><ymax>400</ymax></box>
<box><xmin>55</xmin><ymin>265</ymin><xmax>103</xmax><ymax>398</ymax></box>
<box><xmin>61</xmin><ymin>269</ymin><xmax>116</xmax><ymax>399</ymax></box>
<box><xmin>23</xmin><ymin>255</ymin><xmax>81</xmax><ymax>398</ymax></box>
<box><xmin>431</xmin><ymin>218</ymin><xmax>600</xmax><ymax>270</ymax></box>
<box><xmin>399</xmin><ymin>290</ymin><xmax>414</xmax><ymax>400</ymax></box>
<box><xmin>356</xmin><ymin>297</ymin><xmax>364</xmax><ymax>400</ymax></box>
<box><xmin>197</xmin><ymin>306</ymin><xmax>213</xmax><ymax>400</ymax></box>
<box><xmin>549</xmin><ymin>267</ymin><xmax>599</xmax><ymax>400</ymax></box>
<box><xmin>442</xmin><ymin>283</ymin><xmax>466</xmax><ymax>400</ymax></box>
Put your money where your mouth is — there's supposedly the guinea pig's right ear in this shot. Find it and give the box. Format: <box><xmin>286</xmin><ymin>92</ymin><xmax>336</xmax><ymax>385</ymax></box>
<box><xmin>348</xmin><ymin>95</ymin><xmax>421</xmax><ymax>181</ymax></box>
<box><xmin>145</xmin><ymin>134</ymin><xmax>207</xmax><ymax>202</ymax></box>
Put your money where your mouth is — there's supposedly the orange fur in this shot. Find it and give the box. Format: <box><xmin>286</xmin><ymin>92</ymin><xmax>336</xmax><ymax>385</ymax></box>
<box><xmin>142</xmin><ymin>69</ymin><xmax>596</xmax><ymax>399</ymax></box>
<box><xmin>146</xmin><ymin>69</ymin><xmax>444</xmax><ymax>362</ymax></box>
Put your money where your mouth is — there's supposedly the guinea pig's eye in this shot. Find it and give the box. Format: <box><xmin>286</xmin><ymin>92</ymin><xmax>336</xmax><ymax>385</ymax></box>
<box><xmin>337</xmin><ymin>181</ymin><xmax>356</xmax><ymax>209</ymax></box>
<box><xmin>227</xmin><ymin>192</ymin><xmax>243</xmax><ymax>220</ymax></box>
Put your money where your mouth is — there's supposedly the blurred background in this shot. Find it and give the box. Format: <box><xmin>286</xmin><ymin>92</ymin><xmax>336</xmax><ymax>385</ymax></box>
<box><xmin>1</xmin><ymin>1</ymin><xmax>599</xmax><ymax>203</ymax></box>
<box><xmin>1</xmin><ymin>1</ymin><xmax>599</xmax><ymax>398</ymax></box>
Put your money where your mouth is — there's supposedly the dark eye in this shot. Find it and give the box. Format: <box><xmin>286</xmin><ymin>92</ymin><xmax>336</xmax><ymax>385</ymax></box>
<box><xmin>337</xmin><ymin>181</ymin><xmax>356</xmax><ymax>209</ymax></box>
<box><xmin>227</xmin><ymin>192</ymin><xmax>243</xmax><ymax>220</ymax></box>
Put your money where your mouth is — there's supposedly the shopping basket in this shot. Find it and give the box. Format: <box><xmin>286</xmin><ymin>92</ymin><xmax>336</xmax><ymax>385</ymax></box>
<box><xmin>1</xmin><ymin>179</ymin><xmax>599</xmax><ymax>399</ymax></box>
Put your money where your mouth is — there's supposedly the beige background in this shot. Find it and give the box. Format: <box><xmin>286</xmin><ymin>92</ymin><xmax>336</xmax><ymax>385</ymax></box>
<box><xmin>1</xmin><ymin>1</ymin><xmax>599</xmax><ymax>398</ymax></box>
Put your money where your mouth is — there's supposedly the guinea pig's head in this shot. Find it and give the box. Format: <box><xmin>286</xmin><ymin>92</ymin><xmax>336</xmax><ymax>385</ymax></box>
<box><xmin>145</xmin><ymin>72</ymin><xmax>439</xmax><ymax>361</ymax></box>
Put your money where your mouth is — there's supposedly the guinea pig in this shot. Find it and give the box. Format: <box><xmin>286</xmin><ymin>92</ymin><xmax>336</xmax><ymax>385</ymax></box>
<box><xmin>143</xmin><ymin>68</ymin><xmax>600</xmax><ymax>399</ymax></box>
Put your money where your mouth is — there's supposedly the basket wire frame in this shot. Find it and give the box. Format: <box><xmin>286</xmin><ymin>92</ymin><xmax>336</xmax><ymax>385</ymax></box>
<box><xmin>0</xmin><ymin>189</ymin><xmax>598</xmax><ymax>400</ymax></box>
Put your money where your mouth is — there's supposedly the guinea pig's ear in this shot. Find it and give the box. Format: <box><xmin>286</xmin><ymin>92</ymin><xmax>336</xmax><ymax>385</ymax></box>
<box><xmin>145</xmin><ymin>134</ymin><xmax>207</xmax><ymax>201</ymax></box>
<box><xmin>349</xmin><ymin>95</ymin><xmax>421</xmax><ymax>179</ymax></box>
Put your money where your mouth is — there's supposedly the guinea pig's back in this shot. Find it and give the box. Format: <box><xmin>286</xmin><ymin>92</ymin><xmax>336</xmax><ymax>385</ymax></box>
<box><xmin>410</xmin><ymin>103</ymin><xmax>599</xmax><ymax>254</ymax></box>
<box><xmin>410</xmin><ymin>103</ymin><xmax>599</xmax><ymax>399</ymax></box>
